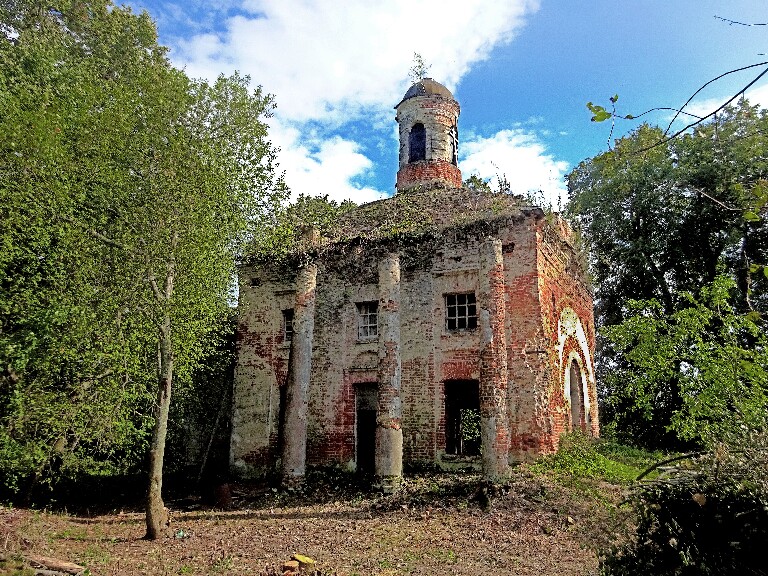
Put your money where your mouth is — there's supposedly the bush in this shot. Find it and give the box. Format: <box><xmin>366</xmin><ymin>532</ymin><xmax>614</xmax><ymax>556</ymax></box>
<box><xmin>601</xmin><ymin>431</ymin><xmax>768</xmax><ymax>575</ymax></box>
<box><xmin>531</xmin><ymin>433</ymin><xmax>660</xmax><ymax>485</ymax></box>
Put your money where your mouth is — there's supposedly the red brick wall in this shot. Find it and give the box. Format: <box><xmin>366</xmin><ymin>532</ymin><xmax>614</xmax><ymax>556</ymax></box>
<box><xmin>396</xmin><ymin>160</ymin><xmax>462</xmax><ymax>190</ymax></box>
<box><xmin>535</xmin><ymin>216</ymin><xmax>598</xmax><ymax>451</ymax></box>
<box><xmin>231</xmin><ymin>210</ymin><xmax>596</xmax><ymax>477</ymax></box>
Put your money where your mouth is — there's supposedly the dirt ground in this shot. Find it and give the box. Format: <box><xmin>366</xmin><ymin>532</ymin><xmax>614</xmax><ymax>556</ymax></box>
<box><xmin>0</xmin><ymin>469</ymin><xmax>627</xmax><ymax>576</ymax></box>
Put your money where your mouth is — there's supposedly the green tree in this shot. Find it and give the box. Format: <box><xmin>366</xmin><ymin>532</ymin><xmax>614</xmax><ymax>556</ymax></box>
<box><xmin>0</xmin><ymin>0</ymin><xmax>286</xmax><ymax>538</ymax></box>
<box><xmin>568</xmin><ymin>103</ymin><xmax>768</xmax><ymax>326</ymax></box>
<box><xmin>250</xmin><ymin>193</ymin><xmax>356</xmax><ymax>259</ymax></box>
<box><xmin>567</xmin><ymin>101</ymin><xmax>768</xmax><ymax>449</ymax></box>
<box><xmin>1</xmin><ymin>0</ymin><xmax>161</xmax><ymax>496</ymax></box>
<box><xmin>602</xmin><ymin>276</ymin><xmax>768</xmax><ymax>447</ymax></box>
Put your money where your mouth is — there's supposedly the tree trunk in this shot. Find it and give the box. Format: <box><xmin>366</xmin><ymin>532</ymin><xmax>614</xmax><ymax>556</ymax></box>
<box><xmin>145</xmin><ymin>316</ymin><xmax>173</xmax><ymax>539</ymax></box>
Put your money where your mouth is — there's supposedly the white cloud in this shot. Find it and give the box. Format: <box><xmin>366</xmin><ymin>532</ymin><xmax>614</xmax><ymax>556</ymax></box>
<box><xmin>746</xmin><ymin>82</ymin><xmax>768</xmax><ymax>109</ymax></box>
<box><xmin>175</xmin><ymin>0</ymin><xmax>540</xmax><ymax>122</ymax></box>
<box><xmin>164</xmin><ymin>0</ymin><xmax>541</xmax><ymax>204</ymax></box>
<box><xmin>460</xmin><ymin>129</ymin><xmax>570</xmax><ymax>210</ymax></box>
<box><xmin>665</xmin><ymin>80</ymin><xmax>768</xmax><ymax>126</ymax></box>
<box><xmin>269</xmin><ymin>120</ymin><xmax>388</xmax><ymax>204</ymax></box>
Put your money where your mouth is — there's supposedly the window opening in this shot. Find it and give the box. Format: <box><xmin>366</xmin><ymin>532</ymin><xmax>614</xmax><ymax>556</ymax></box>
<box><xmin>282</xmin><ymin>309</ymin><xmax>294</xmax><ymax>342</ymax></box>
<box><xmin>357</xmin><ymin>301</ymin><xmax>378</xmax><ymax>340</ymax></box>
<box><xmin>408</xmin><ymin>123</ymin><xmax>426</xmax><ymax>162</ymax></box>
<box><xmin>450</xmin><ymin>125</ymin><xmax>458</xmax><ymax>166</ymax></box>
<box><xmin>444</xmin><ymin>380</ymin><xmax>481</xmax><ymax>456</ymax></box>
<box><xmin>445</xmin><ymin>292</ymin><xmax>477</xmax><ymax>331</ymax></box>
<box><xmin>569</xmin><ymin>359</ymin><xmax>584</xmax><ymax>431</ymax></box>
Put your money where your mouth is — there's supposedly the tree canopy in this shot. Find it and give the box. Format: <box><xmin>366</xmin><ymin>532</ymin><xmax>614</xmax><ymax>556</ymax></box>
<box><xmin>0</xmin><ymin>0</ymin><xmax>286</xmax><ymax>535</ymax></box>
<box><xmin>568</xmin><ymin>101</ymin><xmax>768</xmax><ymax>326</ymax></box>
<box><xmin>567</xmin><ymin>101</ymin><xmax>768</xmax><ymax>449</ymax></box>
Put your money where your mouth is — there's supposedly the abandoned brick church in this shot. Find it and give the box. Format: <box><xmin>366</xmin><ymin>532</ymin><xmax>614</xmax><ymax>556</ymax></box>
<box><xmin>231</xmin><ymin>78</ymin><xmax>598</xmax><ymax>486</ymax></box>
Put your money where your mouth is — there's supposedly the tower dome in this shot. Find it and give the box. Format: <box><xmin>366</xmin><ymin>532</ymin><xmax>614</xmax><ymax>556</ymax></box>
<box><xmin>395</xmin><ymin>78</ymin><xmax>462</xmax><ymax>192</ymax></box>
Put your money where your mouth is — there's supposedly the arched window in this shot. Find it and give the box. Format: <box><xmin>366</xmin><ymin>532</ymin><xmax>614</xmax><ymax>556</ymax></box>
<box><xmin>569</xmin><ymin>359</ymin><xmax>584</xmax><ymax>431</ymax></box>
<box><xmin>450</xmin><ymin>125</ymin><xmax>458</xmax><ymax>166</ymax></box>
<box><xmin>408</xmin><ymin>123</ymin><xmax>426</xmax><ymax>162</ymax></box>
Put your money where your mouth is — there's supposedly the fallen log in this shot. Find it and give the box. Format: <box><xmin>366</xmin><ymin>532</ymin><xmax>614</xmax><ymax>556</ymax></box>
<box><xmin>26</xmin><ymin>555</ymin><xmax>86</xmax><ymax>575</ymax></box>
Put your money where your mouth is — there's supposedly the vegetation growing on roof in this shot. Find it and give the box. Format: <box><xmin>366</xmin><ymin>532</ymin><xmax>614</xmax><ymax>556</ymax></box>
<box><xmin>249</xmin><ymin>185</ymin><xmax>541</xmax><ymax>266</ymax></box>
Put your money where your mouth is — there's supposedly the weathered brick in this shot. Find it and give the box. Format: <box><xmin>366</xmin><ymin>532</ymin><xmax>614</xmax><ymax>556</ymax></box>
<box><xmin>230</xmin><ymin>80</ymin><xmax>597</xmax><ymax>479</ymax></box>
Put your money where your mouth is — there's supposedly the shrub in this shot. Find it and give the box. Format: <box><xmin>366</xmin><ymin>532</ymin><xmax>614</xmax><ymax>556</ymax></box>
<box><xmin>601</xmin><ymin>430</ymin><xmax>768</xmax><ymax>575</ymax></box>
<box><xmin>531</xmin><ymin>433</ymin><xmax>657</xmax><ymax>485</ymax></box>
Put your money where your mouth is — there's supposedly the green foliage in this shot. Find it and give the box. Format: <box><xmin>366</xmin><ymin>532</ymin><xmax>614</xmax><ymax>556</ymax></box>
<box><xmin>250</xmin><ymin>194</ymin><xmax>355</xmax><ymax>259</ymax></box>
<box><xmin>601</xmin><ymin>431</ymin><xmax>768</xmax><ymax>575</ymax></box>
<box><xmin>587</xmin><ymin>102</ymin><xmax>612</xmax><ymax>123</ymax></box>
<box><xmin>165</xmin><ymin>317</ymin><xmax>236</xmax><ymax>478</ymax></box>
<box><xmin>459</xmin><ymin>408</ymin><xmax>480</xmax><ymax>444</ymax></box>
<box><xmin>587</xmin><ymin>95</ymin><xmax>635</xmax><ymax>123</ymax></box>
<box><xmin>568</xmin><ymin>101</ymin><xmax>768</xmax><ymax>450</ymax></box>
<box><xmin>408</xmin><ymin>52</ymin><xmax>431</xmax><ymax>83</ymax></box>
<box><xmin>568</xmin><ymin>102</ymin><xmax>768</xmax><ymax>326</ymax></box>
<box><xmin>0</xmin><ymin>0</ymin><xmax>285</xmax><ymax>497</ymax></box>
<box><xmin>602</xmin><ymin>276</ymin><xmax>768</xmax><ymax>448</ymax></box>
<box><xmin>463</xmin><ymin>174</ymin><xmax>493</xmax><ymax>194</ymax></box>
<box><xmin>531</xmin><ymin>433</ymin><xmax>662</xmax><ymax>485</ymax></box>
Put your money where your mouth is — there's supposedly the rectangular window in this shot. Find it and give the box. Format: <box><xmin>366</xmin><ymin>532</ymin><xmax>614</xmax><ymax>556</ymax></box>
<box><xmin>357</xmin><ymin>301</ymin><xmax>378</xmax><ymax>340</ymax></box>
<box><xmin>445</xmin><ymin>292</ymin><xmax>477</xmax><ymax>331</ymax></box>
<box><xmin>282</xmin><ymin>309</ymin><xmax>294</xmax><ymax>341</ymax></box>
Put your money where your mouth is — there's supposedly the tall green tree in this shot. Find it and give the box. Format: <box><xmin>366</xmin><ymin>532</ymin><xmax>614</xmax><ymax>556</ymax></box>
<box><xmin>567</xmin><ymin>102</ymin><xmax>768</xmax><ymax>448</ymax></box>
<box><xmin>568</xmin><ymin>102</ymin><xmax>768</xmax><ymax>325</ymax></box>
<box><xmin>0</xmin><ymin>0</ymin><xmax>286</xmax><ymax>537</ymax></box>
<box><xmin>601</xmin><ymin>276</ymin><xmax>768</xmax><ymax>447</ymax></box>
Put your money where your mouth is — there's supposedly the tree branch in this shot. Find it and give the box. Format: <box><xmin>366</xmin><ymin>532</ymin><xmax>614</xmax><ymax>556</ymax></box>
<box><xmin>625</xmin><ymin>63</ymin><xmax>768</xmax><ymax>155</ymax></box>
<box><xmin>147</xmin><ymin>270</ymin><xmax>164</xmax><ymax>303</ymax></box>
<box><xmin>691</xmin><ymin>186</ymin><xmax>742</xmax><ymax>212</ymax></box>
<box><xmin>85</xmin><ymin>226</ymin><xmax>131</xmax><ymax>251</ymax></box>
<box><xmin>663</xmin><ymin>62</ymin><xmax>768</xmax><ymax>138</ymax></box>
<box><xmin>714</xmin><ymin>16</ymin><xmax>768</xmax><ymax>27</ymax></box>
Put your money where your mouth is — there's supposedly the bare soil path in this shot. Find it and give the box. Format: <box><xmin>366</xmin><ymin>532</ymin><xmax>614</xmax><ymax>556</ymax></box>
<box><xmin>1</xmin><ymin>470</ymin><xmax>625</xmax><ymax>575</ymax></box>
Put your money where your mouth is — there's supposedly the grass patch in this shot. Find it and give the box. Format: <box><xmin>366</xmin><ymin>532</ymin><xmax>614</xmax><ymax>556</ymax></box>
<box><xmin>530</xmin><ymin>433</ymin><xmax>667</xmax><ymax>485</ymax></box>
<box><xmin>0</xmin><ymin>555</ymin><xmax>35</xmax><ymax>576</ymax></box>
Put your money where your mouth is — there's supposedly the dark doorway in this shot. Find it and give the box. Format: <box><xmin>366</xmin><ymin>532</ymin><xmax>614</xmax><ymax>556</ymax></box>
<box><xmin>408</xmin><ymin>123</ymin><xmax>426</xmax><ymax>162</ymax></box>
<box><xmin>444</xmin><ymin>380</ymin><xmax>481</xmax><ymax>456</ymax></box>
<box><xmin>355</xmin><ymin>383</ymin><xmax>377</xmax><ymax>473</ymax></box>
<box><xmin>277</xmin><ymin>382</ymin><xmax>287</xmax><ymax>456</ymax></box>
<box><xmin>569</xmin><ymin>360</ymin><xmax>584</xmax><ymax>431</ymax></box>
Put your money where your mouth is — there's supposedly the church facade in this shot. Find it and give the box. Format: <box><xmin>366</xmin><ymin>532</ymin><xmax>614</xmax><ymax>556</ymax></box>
<box><xmin>231</xmin><ymin>79</ymin><xmax>598</xmax><ymax>486</ymax></box>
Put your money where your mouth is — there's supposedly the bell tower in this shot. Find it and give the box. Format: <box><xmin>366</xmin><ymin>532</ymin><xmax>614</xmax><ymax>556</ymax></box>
<box><xmin>395</xmin><ymin>78</ymin><xmax>462</xmax><ymax>192</ymax></box>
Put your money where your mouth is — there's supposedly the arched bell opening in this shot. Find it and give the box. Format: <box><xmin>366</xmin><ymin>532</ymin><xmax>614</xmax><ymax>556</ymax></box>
<box><xmin>408</xmin><ymin>122</ymin><xmax>426</xmax><ymax>163</ymax></box>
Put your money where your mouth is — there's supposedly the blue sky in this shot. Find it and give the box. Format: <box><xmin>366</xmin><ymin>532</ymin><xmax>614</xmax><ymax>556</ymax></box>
<box><xmin>125</xmin><ymin>0</ymin><xmax>768</xmax><ymax>208</ymax></box>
